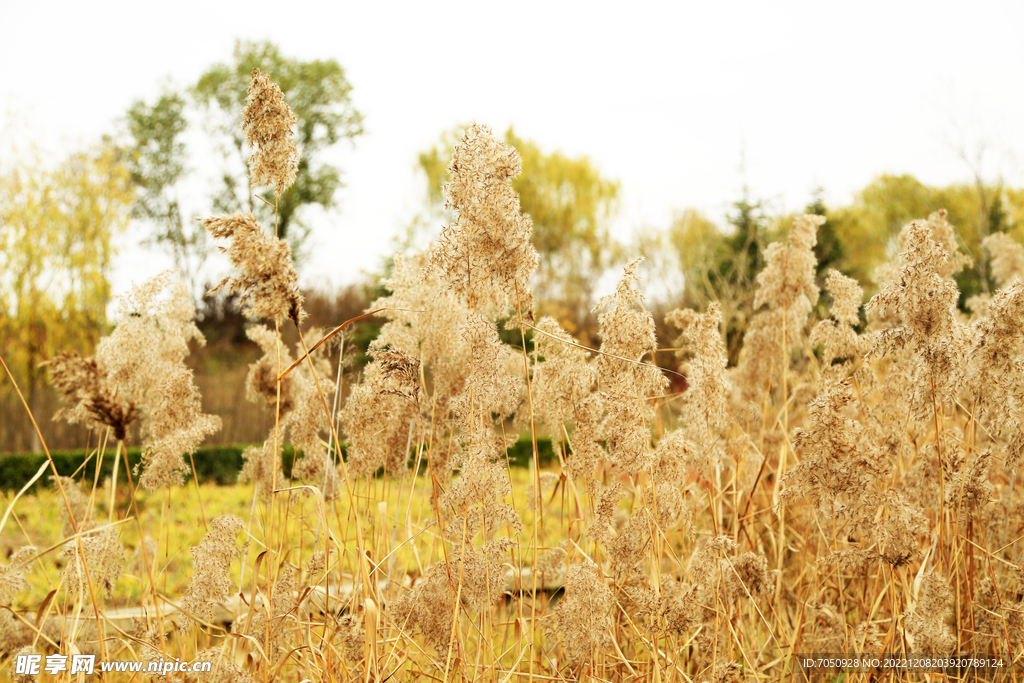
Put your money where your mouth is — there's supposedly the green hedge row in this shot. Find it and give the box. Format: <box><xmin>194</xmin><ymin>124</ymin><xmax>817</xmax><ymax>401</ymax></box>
<box><xmin>0</xmin><ymin>436</ymin><xmax>557</xmax><ymax>493</ymax></box>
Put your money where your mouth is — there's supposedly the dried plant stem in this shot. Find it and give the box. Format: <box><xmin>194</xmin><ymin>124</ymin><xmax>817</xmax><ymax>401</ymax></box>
<box><xmin>293</xmin><ymin>324</ymin><xmax>378</xmax><ymax>681</ymax></box>
<box><xmin>118</xmin><ymin>438</ymin><xmax>167</xmax><ymax>661</ymax></box>
<box><xmin>775</xmin><ymin>302</ymin><xmax>789</xmax><ymax>610</ymax></box>
<box><xmin>444</xmin><ymin>505</ymin><xmax>472</xmax><ymax>680</ymax></box>
<box><xmin>187</xmin><ymin>449</ymin><xmax>208</xmax><ymax>531</ymax></box>
<box><xmin>889</xmin><ymin>566</ymin><xmax>904</xmax><ymax>654</ymax></box>
<box><xmin>514</xmin><ymin>281</ymin><xmax>544</xmax><ymax>683</ymax></box>
<box><xmin>259</xmin><ymin>318</ymin><xmax>284</xmax><ymax>683</ymax></box>
<box><xmin>277</xmin><ymin>308</ymin><xmax>422</xmax><ymax>381</ymax></box>
<box><xmin>0</xmin><ymin>353</ymin><xmax>111</xmax><ymax>661</ymax></box>
<box><xmin>521</xmin><ymin>321</ymin><xmax>687</xmax><ymax>383</ymax></box>
<box><xmin>106</xmin><ymin>432</ymin><xmax>119</xmax><ymax>524</ymax></box>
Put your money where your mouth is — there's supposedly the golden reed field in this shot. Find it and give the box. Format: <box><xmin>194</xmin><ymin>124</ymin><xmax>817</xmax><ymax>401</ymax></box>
<box><xmin>6</xmin><ymin>68</ymin><xmax>1024</xmax><ymax>683</ymax></box>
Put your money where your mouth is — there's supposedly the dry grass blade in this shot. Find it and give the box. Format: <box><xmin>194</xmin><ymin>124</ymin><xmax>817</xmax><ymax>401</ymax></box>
<box><xmin>521</xmin><ymin>320</ymin><xmax>686</xmax><ymax>380</ymax></box>
<box><xmin>0</xmin><ymin>460</ymin><xmax>50</xmax><ymax>536</ymax></box>
<box><xmin>276</xmin><ymin>307</ymin><xmax>424</xmax><ymax>380</ymax></box>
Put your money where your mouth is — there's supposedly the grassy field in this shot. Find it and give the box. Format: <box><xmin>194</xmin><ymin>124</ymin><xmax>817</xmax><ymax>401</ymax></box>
<box><xmin>0</xmin><ymin>463</ymin><xmax>590</xmax><ymax>603</ymax></box>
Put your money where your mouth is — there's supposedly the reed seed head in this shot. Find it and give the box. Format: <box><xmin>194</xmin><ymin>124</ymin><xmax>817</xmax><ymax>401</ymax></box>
<box><xmin>202</xmin><ymin>212</ymin><xmax>304</xmax><ymax>324</ymax></box>
<box><xmin>180</xmin><ymin>515</ymin><xmax>244</xmax><ymax>632</ymax></box>
<box><xmin>243</xmin><ymin>68</ymin><xmax>298</xmax><ymax>195</ymax></box>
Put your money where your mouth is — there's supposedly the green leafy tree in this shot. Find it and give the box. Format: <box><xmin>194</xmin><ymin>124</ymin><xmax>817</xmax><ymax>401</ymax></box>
<box><xmin>418</xmin><ymin>125</ymin><xmax>619</xmax><ymax>343</ymax></box>
<box><xmin>721</xmin><ymin>191</ymin><xmax>769</xmax><ymax>282</ymax></box>
<box><xmin>124</xmin><ymin>40</ymin><xmax>363</xmax><ymax>271</ymax></box>
<box><xmin>193</xmin><ymin>40</ymin><xmax>364</xmax><ymax>257</ymax></box>
<box><xmin>0</xmin><ymin>146</ymin><xmax>133</xmax><ymax>449</ymax></box>
<box><xmin>126</xmin><ymin>91</ymin><xmax>209</xmax><ymax>298</ymax></box>
<box><xmin>931</xmin><ymin>182</ymin><xmax>1008</xmax><ymax>300</ymax></box>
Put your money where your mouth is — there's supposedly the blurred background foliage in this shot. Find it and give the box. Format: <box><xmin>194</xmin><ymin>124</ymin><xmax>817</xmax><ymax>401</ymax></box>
<box><xmin>3</xmin><ymin>40</ymin><xmax>1023</xmax><ymax>452</ymax></box>
<box><xmin>0</xmin><ymin>146</ymin><xmax>134</xmax><ymax>451</ymax></box>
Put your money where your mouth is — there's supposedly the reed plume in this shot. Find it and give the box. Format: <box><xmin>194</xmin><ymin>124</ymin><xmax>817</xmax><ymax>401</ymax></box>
<box><xmin>429</xmin><ymin>123</ymin><xmax>538</xmax><ymax>316</ymax></box>
<box><xmin>243</xmin><ymin>68</ymin><xmax>299</xmax><ymax>196</ymax></box>
<box><xmin>201</xmin><ymin>212</ymin><xmax>304</xmax><ymax>325</ymax></box>
<box><xmin>48</xmin><ymin>273</ymin><xmax>220</xmax><ymax>490</ymax></box>
<box><xmin>180</xmin><ymin>515</ymin><xmax>244</xmax><ymax>632</ymax></box>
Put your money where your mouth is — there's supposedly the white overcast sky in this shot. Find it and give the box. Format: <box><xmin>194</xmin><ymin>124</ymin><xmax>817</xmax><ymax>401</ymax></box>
<box><xmin>3</xmin><ymin>0</ymin><xmax>1023</xmax><ymax>299</ymax></box>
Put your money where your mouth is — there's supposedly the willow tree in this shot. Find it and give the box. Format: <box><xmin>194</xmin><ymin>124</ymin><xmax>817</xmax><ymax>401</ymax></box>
<box><xmin>0</xmin><ymin>146</ymin><xmax>133</xmax><ymax>449</ymax></box>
